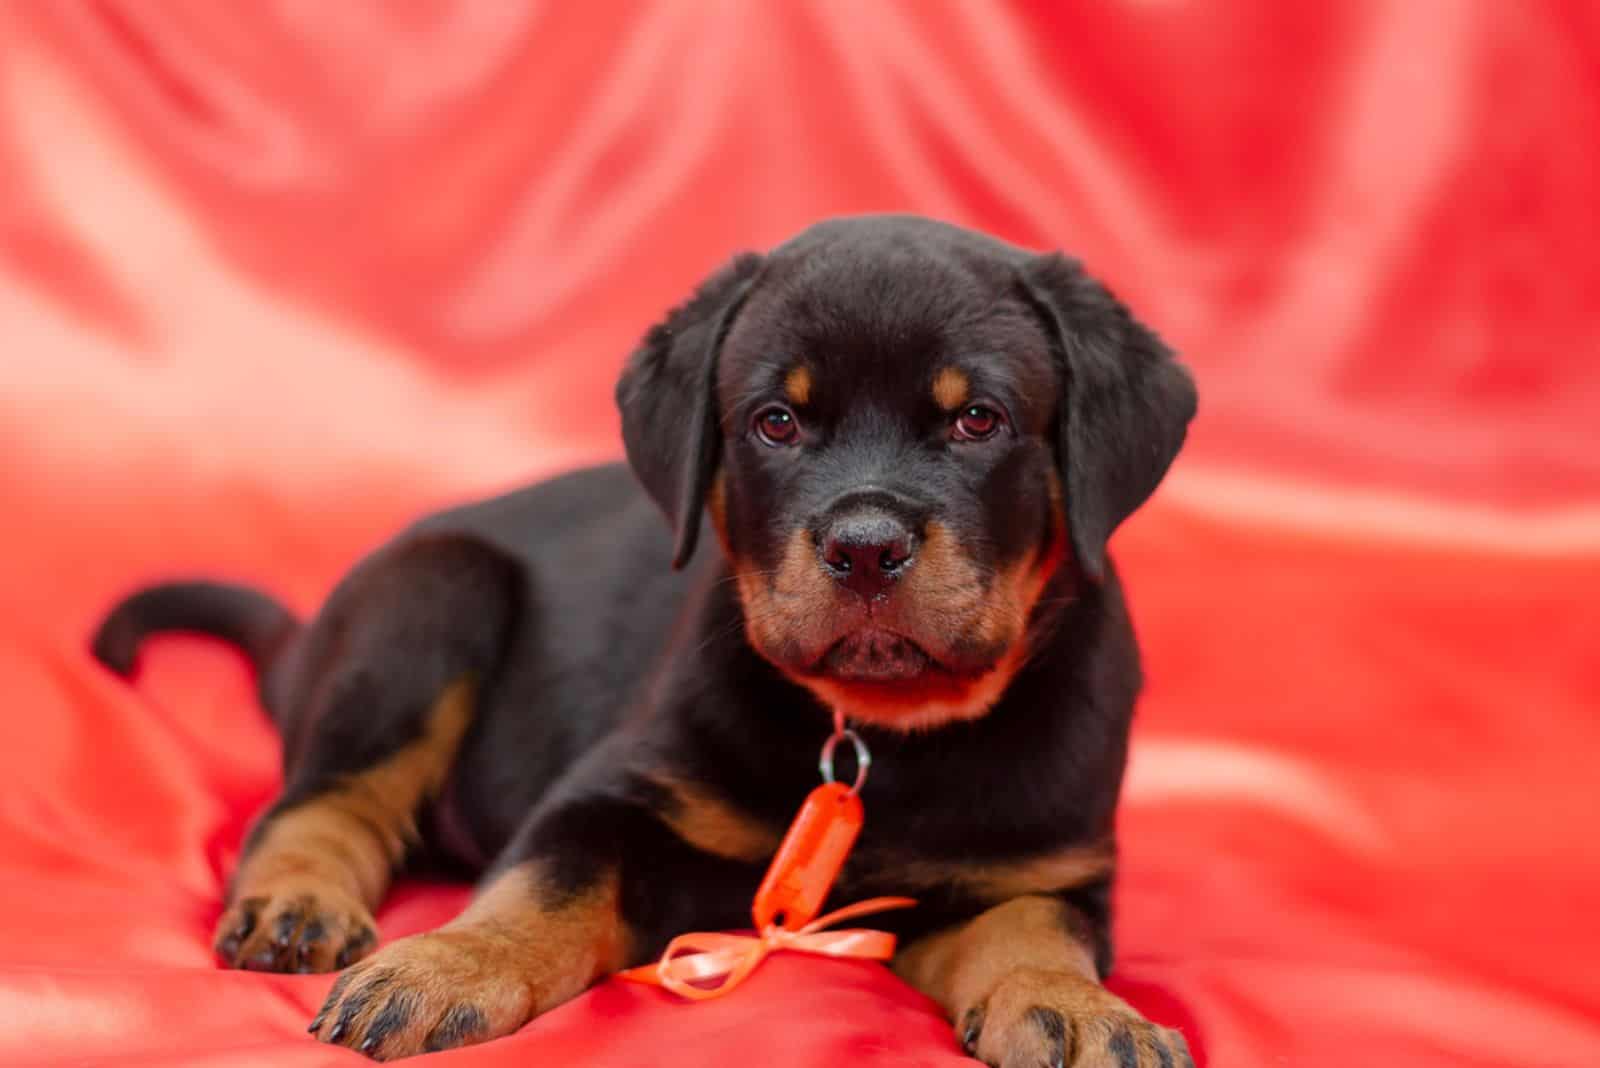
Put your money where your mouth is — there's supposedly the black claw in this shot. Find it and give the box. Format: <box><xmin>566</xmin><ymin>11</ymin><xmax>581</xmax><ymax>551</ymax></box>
<box><xmin>321</xmin><ymin>971</ymin><xmax>354</xmax><ymax>1012</ymax></box>
<box><xmin>361</xmin><ymin>991</ymin><xmax>417</xmax><ymax>1057</ymax></box>
<box><xmin>218</xmin><ymin>903</ymin><xmax>259</xmax><ymax>961</ymax></box>
<box><xmin>1107</xmin><ymin>1022</ymin><xmax>1139</xmax><ymax>1068</ymax></box>
<box><xmin>337</xmin><ymin>929</ymin><xmax>375</xmax><ymax>969</ymax></box>
<box><xmin>359</xmin><ymin>1035</ymin><xmax>379</xmax><ymax>1053</ymax></box>
<box><xmin>233</xmin><ymin>902</ymin><xmax>261</xmax><ymax>938</ymax></box>
<box><xmin>424</xmin><ymin>1004</ymin><xmax>488</xmax><ymax>1053</ymax></box>
<box><xmin>272</xmin><ymin>910</ymin><xmax>299</xmax><ymax>947</ymax></box>
<box><xmin>1026</xmin><ymin>1007</ymin><xmax>1068</xmax><ymax>1068</ymax></box>
<box><xmin>307</xmin><ymin>1015</ymin><xmax>325</xmax><ymax>1034</ymax></box>
<box><xmin>960</xmin><ymin>1007</ymin><xmax>984</xmax><ymax>1054</ymax></box>
<box><xmin>328</xmin><ymin>971</ymin><xmax>388</xmax><ymax>1045</ymax></box>
<box><xmin>243</xmin><ymin>945</ymin><xmax>283</xmax><ymax>971</ymax></box>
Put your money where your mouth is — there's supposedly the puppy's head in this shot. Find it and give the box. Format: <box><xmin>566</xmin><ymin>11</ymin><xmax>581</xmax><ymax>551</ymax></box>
<box><xmin>618</xmin><ymin>216</ymin><xmax>1195</xmax><ymax>730</ymax></box>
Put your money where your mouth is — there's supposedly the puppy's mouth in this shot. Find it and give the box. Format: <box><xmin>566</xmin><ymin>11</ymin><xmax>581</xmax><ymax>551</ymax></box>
<box><xmin>815</xmin><ymin>627</ymin><xmax>943</xmax><ymax>683</ymax></box>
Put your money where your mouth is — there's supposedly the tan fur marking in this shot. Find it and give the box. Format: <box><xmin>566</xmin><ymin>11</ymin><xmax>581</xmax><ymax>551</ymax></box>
<box><xmin>932</xmin><ymin>366</ymin><xmax>970</xmax><ymax>411</ymax></box>
<box><xmin>707</xmin><ymin>471</ymin><xmax>730</xmax><ymax>555</ymax></box>
<box><xmin>313</xmin><ymin>862</ymin><xmax>629</xmax><ymax>1056</ymax></box>
<box><xmin>650</xmin><ymin>775</ymin><xmax>782</xmax><ymax>862</ymax></box>
<box><xmin>913</xmin><ymin>521</ymin><xmax>985</xmax><ymax>605</ymax></box>
<box><xmin>233</xmin><ymin>677</ymin><xmax>475</xmax><ymax>907</ymax></box>
<box><xmin>971</xmin><ymin>477</ymin><xmax>1069</xmax><ymax>653</ymax></box>
<box><xmin>215</xmin><ymin>679</ymin><xmax>476</xmax><ymax>970</ymax></box>
<box><xmin>451</xmin><ymin>862</ymin><xmax>630</xmax><ymax>996</ymax></box>
<box><xmin>883</xmin><ymin>841</ymin><xmax>1114</xmax><ymax>905</ymax></box>
<box><xmin>784</xmin><ymin>365</ymin><xmax>813</xmax><ymax>406</ymax></box>
<box><xmin>895</xmin><ymin>896</ymin><xmax>1188</xmax><ymax>1066</ymax></box>
<box><xmin>736</xmin><ymin>526</ymin><xmax>829</xmax><ymax>655</ymax></box>
<box><xmin>895</xmin><ymin>896</ymin><xmax>1099</xmax><ymax>1005</ymax></box>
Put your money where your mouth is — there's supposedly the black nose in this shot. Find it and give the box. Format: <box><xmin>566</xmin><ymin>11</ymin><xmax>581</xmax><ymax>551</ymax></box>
<box><xmin>820</xmin><ymin>511</ymin><xmax>917</xmax><ymax>599</ymax></box>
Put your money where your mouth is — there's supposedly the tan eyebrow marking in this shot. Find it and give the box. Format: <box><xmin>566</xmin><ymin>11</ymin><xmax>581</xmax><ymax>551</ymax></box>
<box><xmin>933</xmin><ymin>366</ymin><xmax>970</xmax><ymax>411</ymax></box>
<box><xmin>784</xmin><ymin>365</ymin><xmax>813</xmax><ymax>406</ymax></box>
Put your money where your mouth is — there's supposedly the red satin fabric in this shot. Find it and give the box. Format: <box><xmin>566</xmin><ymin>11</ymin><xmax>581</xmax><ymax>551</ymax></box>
<box><xmin>2</xmin><ymin>3</ymin><xmax>1597</xmax><ymax>1066</ymax></box>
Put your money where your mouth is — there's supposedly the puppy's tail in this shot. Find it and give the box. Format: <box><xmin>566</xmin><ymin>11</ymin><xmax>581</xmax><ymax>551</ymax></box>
<box><xmin>91</xmin><ymin>580</ymin><xmax>300</xmax><ymax>679</ymax></box>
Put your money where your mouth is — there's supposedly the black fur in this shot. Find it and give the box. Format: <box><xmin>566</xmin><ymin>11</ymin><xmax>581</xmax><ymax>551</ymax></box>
<box><xmin>1019</xmin><ymin>254</ymin><xmax>1197</xmax><ymax>583</ymax></box>
<box><xmin>94</xmin><ymin>214</ymin><xmax>1195</xmax><ymax>1006</ymax></box>
<box><xmin>616</xmin><ymin>252</ymin><xmax>764</xmax><ymax>568</ymax></box>
<box><xmin>92</xmin><ymin>581</ymin><xmax>298</xmax><ymax>710</ymax></box>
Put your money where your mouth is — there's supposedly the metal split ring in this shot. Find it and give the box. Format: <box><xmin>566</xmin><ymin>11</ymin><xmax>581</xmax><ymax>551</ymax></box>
<box><xmin>818</xmin><ymin>727</ymin><xmax>871</xmax><ymax>795</ymax></box>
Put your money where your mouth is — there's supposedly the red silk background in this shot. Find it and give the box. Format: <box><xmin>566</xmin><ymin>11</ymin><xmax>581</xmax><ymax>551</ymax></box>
<box><xmin>2</xmin><ymin>3</ymin><xmax>1597</xmax><ymax>1066</ymax></box>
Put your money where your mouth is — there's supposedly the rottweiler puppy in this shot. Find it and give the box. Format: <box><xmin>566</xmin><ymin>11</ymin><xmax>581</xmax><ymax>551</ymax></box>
<box><xmin>93</xmin><ymin>215</ymin><xmax>1197</xmax><ymax>1067</ymax></box>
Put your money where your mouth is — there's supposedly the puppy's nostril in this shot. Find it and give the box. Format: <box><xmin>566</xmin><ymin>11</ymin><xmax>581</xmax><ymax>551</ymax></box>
<box><xmin>820</xmin><ymin>516</ymin><xmax>917</xmax><ymax>597</ymax></box>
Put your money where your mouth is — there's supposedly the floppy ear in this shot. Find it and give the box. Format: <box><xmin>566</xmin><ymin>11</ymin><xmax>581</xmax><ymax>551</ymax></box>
<box><xmin>615</xmin><ymin>253</ymin><xmax>763</xmax><ymax>569</ymax></box>
<box><xmin>1020</xmin><ymin>254</ymin><xmax>1197</xmax><ymax>583</ymax></box>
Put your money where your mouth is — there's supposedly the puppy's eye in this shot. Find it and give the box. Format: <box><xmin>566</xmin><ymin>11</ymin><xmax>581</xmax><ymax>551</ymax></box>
<box><xmin>952</xmin><ymin>404</ymin><xmax>1004</xmax><ymax>442</ymax></box>
<box><xmin>753</xmin><ymin>405</ymin><xmax>801</xmax><ymax>447</ymax></box>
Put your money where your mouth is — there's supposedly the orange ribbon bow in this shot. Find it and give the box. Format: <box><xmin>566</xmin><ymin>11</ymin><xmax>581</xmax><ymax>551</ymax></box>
<box><xmin>621</xmin><ymin>741</ymin><xmax>914</xmax><ymax>1000</ymax></box>
<box><xmin>620</xmin><ymin>897</ymin><xmax>918</xmax><ymax>1000</ymax></box>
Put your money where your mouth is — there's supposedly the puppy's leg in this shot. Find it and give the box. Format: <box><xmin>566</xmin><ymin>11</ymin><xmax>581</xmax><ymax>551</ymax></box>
<box><xmin>309</xmin><ymin>780</ymin><xmax>643</xmax><ymax>1060</ymax></box>
<box><xmin>308</xmin><ymin>856</ymin><xmax>627</xmax><ymax>1059</ymax></box>
<box><xmin>895</xmin><ymin>893</ymin><xmax>1193</xmax><ymax>1068</ymax></box>
<box><xmin>215</xmin><ymin>680</ymin><xmax>477</xmax><ymax>973</ymax></box>
<box><xmin>215</xmin><ymin>536</ymin><xmax>519</xmax><ymax>973</ymax></box>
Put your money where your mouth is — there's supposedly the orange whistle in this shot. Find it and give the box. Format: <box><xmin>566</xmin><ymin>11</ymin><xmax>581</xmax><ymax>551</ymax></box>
<box><xmin>751</xmin><ymin>782</ymin><xmax>863</xmax><ymax>931</ymax></box>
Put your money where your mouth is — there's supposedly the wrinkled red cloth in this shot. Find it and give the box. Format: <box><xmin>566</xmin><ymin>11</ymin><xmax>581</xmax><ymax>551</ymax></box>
<box><xmin>2</xmin><ymin>3</ymin><xmax>1597</xmax><ymax>1066</ymax></box>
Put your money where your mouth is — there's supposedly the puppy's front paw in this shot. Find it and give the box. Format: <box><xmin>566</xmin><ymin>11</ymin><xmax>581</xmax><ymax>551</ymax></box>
<box><xmin>309</xmin><ymin>929</ymin><xmax>538</xmax><ymax>1060</ymax></box>
<box><xmin>214</xmin><ymin>880</ymin><xmax>377</xmax><ymax>973</ymax></box>
<box><xmin>957</xmin><ymin>968</ymin><xmax>1193</xmax><ymax>1068</ymax></box>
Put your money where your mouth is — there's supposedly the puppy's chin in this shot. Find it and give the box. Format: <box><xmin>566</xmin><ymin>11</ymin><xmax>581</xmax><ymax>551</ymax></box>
<box><xmin>757</xmin><ymin>626</ymin><xmax>1026</xmax><ymax>733</ymax></box>
<box><xmin>819</xmin><ymin>628</ymin><xmax>933</xmax><ymax>682</ymax></box>
<box><xmin>792</xmin><ymin>642</ymin><xmax>1027</xmax><ymax>732</ymax></box>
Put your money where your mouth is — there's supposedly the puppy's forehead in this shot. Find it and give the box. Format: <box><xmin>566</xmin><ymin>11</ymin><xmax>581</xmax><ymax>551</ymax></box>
<box><xmin>722</xmin><ymin>220</ymin><xmax>1055</xmax><ymax>402</ymax></box>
